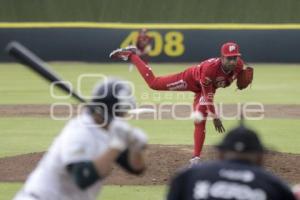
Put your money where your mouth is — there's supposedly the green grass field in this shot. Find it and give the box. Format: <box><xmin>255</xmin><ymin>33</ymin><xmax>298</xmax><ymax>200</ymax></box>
<box><xmin>0</xmin><ymin>63</ymin><xmax>300</xmax><ymax>199</ymax></box>
<box><xmin>1</xmin><ymin>62</ymin><xmax>300</xmax><ymax>104</ymax></box>
<box><xmin>0</xmin><ymin>183</ymin><xmax>166</xmax><ymax>200</ymax></box>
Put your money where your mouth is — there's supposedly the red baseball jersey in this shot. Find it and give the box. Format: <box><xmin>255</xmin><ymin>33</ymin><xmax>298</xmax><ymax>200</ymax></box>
<box><xmin>198</xmin><ymin>57</ymin><xmax>244</xmax><ymax>89</ymax></box>
<box><xmin>191</xmin><ymin>57</ymin><xmax>244</xmax><ymax>116</ymax></box>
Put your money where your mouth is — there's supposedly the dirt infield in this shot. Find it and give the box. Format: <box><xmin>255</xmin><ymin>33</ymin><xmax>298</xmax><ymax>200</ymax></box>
<box><xmin>0</xmin><ymin>145</ymin><xmax>299</xmax><ymax>185</ymax></box>
<box><xmin>0</xmin><ymin>104</ymin><xmax>300</xmax><ymax>119</ymax></box>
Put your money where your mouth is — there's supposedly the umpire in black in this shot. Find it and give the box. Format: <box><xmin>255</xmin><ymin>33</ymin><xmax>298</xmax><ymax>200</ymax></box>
<box><xmin>167</xmin><ymin>125</ymin><xmax>296</xmax><ymax>200</ymax></box>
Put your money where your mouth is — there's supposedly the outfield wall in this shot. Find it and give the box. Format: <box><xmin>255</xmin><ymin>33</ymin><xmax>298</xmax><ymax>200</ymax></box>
<box><xmin>1</xmin><ymin>23</ymin><xmax>300</xmax><ymax>63</ymax></box>
<box><xmin>1</xmin><ymin>0</ymin><xmax>300</xmax><ymax>23</ymax></box>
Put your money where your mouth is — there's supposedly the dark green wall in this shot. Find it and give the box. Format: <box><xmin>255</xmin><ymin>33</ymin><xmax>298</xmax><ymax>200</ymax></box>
<box><xmin>2</xmin><ymin>28</ymin><xmax>300</xmax><ymax>62</ymax></box>
<box><xmin>0</xmin><ymin>0</ymin><xmax>300</xmax><ymax>23</ymax></box>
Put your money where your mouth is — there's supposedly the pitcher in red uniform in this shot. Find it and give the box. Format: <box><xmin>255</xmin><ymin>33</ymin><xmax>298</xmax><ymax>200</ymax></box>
<box><xmin>110</xmin><ymin>42</ymin><xmax>251</xmax><ymax>164</ymax></box>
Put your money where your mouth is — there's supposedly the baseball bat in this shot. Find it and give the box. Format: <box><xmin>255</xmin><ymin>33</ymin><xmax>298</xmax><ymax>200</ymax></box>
<box><xmin>6</xmin><ymin>41</ymin><xmax>86</xmax><ymax>103</ymax></box>
<box><xmin>6</xmin><ymin>41</ymin><xmax>154</xmax><ymax>115</ymax></box>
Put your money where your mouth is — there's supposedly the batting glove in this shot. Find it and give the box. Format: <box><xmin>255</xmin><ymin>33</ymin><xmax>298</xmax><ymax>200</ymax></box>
<box><xmin>108</xmin><ymin>119</ymin><xmax>131</xmax><ymax>151</ymax></box>
<box><xmin>129</xmin><ymin>128</ymin><xmax>148</xmax><ymax>151</ymax></box>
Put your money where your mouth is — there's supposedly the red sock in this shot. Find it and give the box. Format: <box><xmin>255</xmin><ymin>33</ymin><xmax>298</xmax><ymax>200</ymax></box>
<box><xmin>193</xmin><ymin>120</ymin><xmax>206</xmax><ymax>157</ymax></box>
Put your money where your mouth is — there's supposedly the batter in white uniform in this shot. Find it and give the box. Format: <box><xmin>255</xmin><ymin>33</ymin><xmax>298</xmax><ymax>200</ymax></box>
<box><xmin>14</xmin><ymin>78</ymin><xmax>148</xmax><ymax>200</ymax></box>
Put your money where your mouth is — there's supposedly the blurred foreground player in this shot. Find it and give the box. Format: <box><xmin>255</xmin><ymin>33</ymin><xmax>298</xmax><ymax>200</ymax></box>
<box><xmin>167</xmin><ymin>125</ymin><xmax>296</xmax><ymax>200</ymax></box>
<box><xmin>14</xmin><ymin>78</ymin><xmax>148</xmax><ymax>200</ymax></box>
<box><xmin>110</xmin><ymin>42</ymin><xmax>253</xmax><ymax>164</ymax></box>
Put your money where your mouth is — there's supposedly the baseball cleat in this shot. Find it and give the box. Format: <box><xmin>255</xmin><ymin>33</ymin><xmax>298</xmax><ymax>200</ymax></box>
<box><xmin>109</xmin><ymin>46</ymin><xmax>137</xmax><ymax>61</ymax></box>
<box><xmin>189</xmin><ymin>156</ymin><xmax>201</xmax><ymax>167</ymax></box>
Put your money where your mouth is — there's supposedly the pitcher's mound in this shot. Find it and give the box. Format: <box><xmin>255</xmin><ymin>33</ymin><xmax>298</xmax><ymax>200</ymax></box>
<box><xmin>0</xmin><ymin>145</ymin><xmax>299</xmax><ymax>185</ymax></box>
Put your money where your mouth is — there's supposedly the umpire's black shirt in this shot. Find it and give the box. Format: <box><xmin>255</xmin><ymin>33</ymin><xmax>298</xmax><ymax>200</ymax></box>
<box><xmin>167</xmin><ymin>160</ymin><xmax>295</xmax><ymax>200</ymax></box>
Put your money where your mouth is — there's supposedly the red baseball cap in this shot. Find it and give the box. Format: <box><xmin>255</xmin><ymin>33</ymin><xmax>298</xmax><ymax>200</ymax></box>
<box><xmin>221</xmin><ymin>42</ymin><xmax>241</xmax><ymax>57</ymax></box>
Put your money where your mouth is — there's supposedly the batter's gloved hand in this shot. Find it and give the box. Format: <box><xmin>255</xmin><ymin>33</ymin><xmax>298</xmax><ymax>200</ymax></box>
<box><xmin>236</xmin><ymin>67</ymin><xmax>254</xmax><ymax>90</ymax></box>
<box><xmin>108</xmin><ymin>119</ymin><xmax>132</xmax><ymax>151</ymax></box>
<box><xmin>129</xmin><ymin>128</ymin><xmax>148</xmax><ymax>151</ymax></box>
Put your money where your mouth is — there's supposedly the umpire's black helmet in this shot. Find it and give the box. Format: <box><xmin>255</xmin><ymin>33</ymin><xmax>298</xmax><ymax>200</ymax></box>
<box><xmin>216</xmin><ymin>125</ymin><xmax>265</xmax><ymax>153</ymax></box>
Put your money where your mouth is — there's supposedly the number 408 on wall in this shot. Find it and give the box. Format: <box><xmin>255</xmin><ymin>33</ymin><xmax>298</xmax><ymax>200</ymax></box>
<box><xmin>120</xmin><ymin>31</ymin><xmax>185</xmax><ymax>57</ymax></box>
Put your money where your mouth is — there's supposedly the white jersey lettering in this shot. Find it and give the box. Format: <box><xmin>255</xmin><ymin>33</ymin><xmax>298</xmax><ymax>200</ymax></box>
<box><xmin>193</xmin><ymin>180</ymin><xmax>267</xmax><ymax>200</ymax></box>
